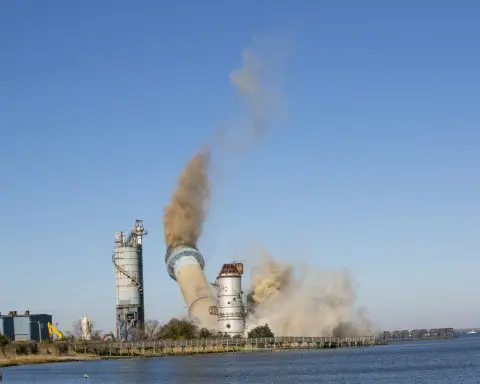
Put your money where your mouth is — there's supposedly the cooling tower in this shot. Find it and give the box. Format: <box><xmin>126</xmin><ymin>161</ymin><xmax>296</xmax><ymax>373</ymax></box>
<box><xmin>165</xmin><ymin>244</ymin><xmax>218</xmax><ymax>328</ymax></box>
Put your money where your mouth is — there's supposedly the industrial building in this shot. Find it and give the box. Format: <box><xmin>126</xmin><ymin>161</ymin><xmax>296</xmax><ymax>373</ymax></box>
<box><xmin>113</xmin><ymin>219</ymin><xmax>249</xmax><ymax>338</ymax></box>
<box><xmin>0</xmin><ymin>311</ymin><xmax>52</xmax><ymax>342</ymax></box>
<box><xmin>112</xmin><ymin>220</ymin><xmax>147</xmax><ymax>341</ymax></box>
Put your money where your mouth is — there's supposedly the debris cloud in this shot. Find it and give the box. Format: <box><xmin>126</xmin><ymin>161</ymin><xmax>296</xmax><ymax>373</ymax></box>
<box><xmin>164</xmin><ymin>37</ymin><xmax>288</xmax><ymax>249</ymax></box>
<box><xmin>163</xmin><ymin>148</ymin><xmax>210</xmax><ymax>248</ymax></box>
<box><xmin>246</xmin><ymin>251</ymin><xmax>374</xmax><ymax>337</ymax></box>
<box><xmin>229</xmin><ymin>47</ymin><xmax>271</xmax><ymax>137</ymax></box>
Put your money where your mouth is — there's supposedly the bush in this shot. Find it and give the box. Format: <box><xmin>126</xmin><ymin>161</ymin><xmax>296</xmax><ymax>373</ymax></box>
<box><xmin>0</xmin><ymin>334</ymin><xmax>9</xmax><ymax>356</ymax></box>
<box><xmin>156</xmin><ymin>318</ymin><xmax>198</xmax><ymax>340</ymax></box>
<box><xmin>0</xmin><ymin>334</ymin><xmax>9</xmax><ymax>347</ymax></box>
<box><xmin>9</xmin><ymin>341</ymin><xmax>39</xmax><ymax>355</ymax></box>
<box><xmin>247</xmin><ymin>324</ymin><xmax>274</xmax><ymax>338</ymax></box>
<box><xmin>198</xmin><ymin>328</ymin><xmax>213</xmax><ymax>338</ymax></box>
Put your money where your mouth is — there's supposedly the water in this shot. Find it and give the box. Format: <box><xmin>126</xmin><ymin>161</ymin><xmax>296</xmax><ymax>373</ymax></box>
<box><xmin>2</xmin><ymin>337</ymin><xmax>480</xmax><ymax>383</ymax></box>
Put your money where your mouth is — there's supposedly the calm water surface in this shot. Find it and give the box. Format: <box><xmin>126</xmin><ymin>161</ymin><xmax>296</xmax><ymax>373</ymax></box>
<box><xmin>2</xmin><ymin>337</ymin><xmax>480</xmax><ymax>383</ymax></box>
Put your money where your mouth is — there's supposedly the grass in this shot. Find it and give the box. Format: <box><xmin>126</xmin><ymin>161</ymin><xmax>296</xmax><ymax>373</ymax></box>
<box><xmin>0</xmin><ymin>354</ymin><xmax>100</xmax><ymax>367</ymax></box>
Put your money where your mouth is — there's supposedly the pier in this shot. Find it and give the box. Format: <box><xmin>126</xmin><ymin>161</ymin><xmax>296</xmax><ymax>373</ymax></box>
<box><xmin>379</xmin><ymin>327</ymin><xmax>455</xmax><ymax>342</ymax></box>
<box><xmin>70</xmin><ymin>336</ymin><xmax>377</xmax><ymax>357</ymax></box>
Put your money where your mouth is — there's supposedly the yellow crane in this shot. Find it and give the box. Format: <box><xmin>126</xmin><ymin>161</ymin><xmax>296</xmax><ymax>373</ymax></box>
<box><xmin>47</xmin><ymin>322</ymin><xmax>65</xmax><ymax>341</ymax></box>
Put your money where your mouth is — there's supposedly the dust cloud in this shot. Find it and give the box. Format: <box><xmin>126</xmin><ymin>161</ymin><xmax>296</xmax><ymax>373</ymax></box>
<box><xmin>162</xmin><ymin>38</ymin><xmax>374</xmax><ymax>336</ymax></box>
<box><xmin>163</xmin><ymin>148</ymin><xmax>210</xmax><ymax>248</ymax></box>
<box><xmin>229</xmin><ymin>46</ymin><xmax>271</xmax><ymax>137</ymax></box>
<box><xmin>246</xmin><ymin>251</ymin><xmax>374</xmax><ymax>337</ymax></box>
<box><xmin>164</xmin><ymin>38</ymin><xmax>287</xmax><ymax>249</ymax></box>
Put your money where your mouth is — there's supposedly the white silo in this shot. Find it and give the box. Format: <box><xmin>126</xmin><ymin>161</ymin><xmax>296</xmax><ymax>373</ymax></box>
<box><xmin>80</xmin><ymin>316</ymin><xmax>92</xmax><ymax>341</ymax></box>
<box><xmin>215</xmin><ymin>263</ymin><xmax>246</xmax><ymax>336</ymax></box>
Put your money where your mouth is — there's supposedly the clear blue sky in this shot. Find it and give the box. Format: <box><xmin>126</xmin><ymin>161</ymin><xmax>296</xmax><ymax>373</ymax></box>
<box><xmin>1</xmin><ymin>0</ymin><xmax>479</xmax><ymax>334</ymax></box>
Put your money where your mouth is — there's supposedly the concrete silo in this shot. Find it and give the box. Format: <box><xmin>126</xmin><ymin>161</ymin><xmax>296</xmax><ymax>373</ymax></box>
<box><xmin>112</xmin><ymin>219</ymin><xmax>147</xmax><ymax>340</ymax></box>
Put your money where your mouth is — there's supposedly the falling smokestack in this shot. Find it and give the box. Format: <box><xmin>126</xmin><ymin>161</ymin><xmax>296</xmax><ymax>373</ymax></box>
<box><xmin>163</xmin><ymin>151</ymin><xmax>218</xmax><ymax>329</ymax></box>
<box><xmin>165</xmin><ymin>245</ymin><xmax>218</xmax><ymax>328</ymax></box>
<box><xmin>163</xmin><ymin>38</ymin><xmax>287</xmax><ymax>328</ymax></box>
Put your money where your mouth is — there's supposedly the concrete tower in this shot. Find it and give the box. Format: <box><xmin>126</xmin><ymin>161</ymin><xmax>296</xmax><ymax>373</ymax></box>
<box><xmin>165</xmin><ymin>245</ymin><xmax>218</xmax><ymax>329</ymax></box>
<box><xmin>215</xmin><ymin>263</ymin><xmax>246</xmax><ymax>336</ymax></box>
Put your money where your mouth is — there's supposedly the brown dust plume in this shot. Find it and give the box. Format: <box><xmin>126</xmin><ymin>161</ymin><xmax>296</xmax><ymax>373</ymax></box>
<box><xmin>246</xmin><ymin>250</ymin><xmax>375</xmax><ymax>337</ymax></box>
<box><xmin>162</xmin><ymin>37</ymin><xmax>290</xmax><ymax>329</ymax></box>
<box><xmin>164</xmin><ymin>38</ymin><xmax>288</xmax><ymax>248</ymax></box>
<box><xmin>163</xmin><ymin>148</ymin><xmax>210</xmax><ymax>248</ymax></box>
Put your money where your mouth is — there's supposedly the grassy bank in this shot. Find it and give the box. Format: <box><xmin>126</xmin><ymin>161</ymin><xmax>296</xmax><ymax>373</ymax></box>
<box><xmin>0</xmin><ymin>353</ymin><xmax>100</xmax><ymax>367</ymax></box>
<box><xmin>0</xmin><ymin>336</ymin><xmax>378</xmax><ymax>367</ymax></box>
<box><xmin>0</xmin><ymin>341</ymin><xmax>103</xmax><ymax>367</ymax></box>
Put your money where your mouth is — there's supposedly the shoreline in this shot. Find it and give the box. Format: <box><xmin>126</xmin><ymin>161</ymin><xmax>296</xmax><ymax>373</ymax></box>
<box><xmin>0</xmin><ymin>349</ymin><xmax>250</xmax><ymax>368</ymax></box>
<box><xmin>0</xmin><ymin>346</ymin><xmax>370</xmax><ymax>368</ymax></box>
<box><xmin>0</xmin><ymin>354</ymin><xmax>102</xmax><ymax>367</ymax></box>
<box><xmin>0</xmin><ymin>336</ymin><xmax>382</xmax><ymax>368</ymax></box>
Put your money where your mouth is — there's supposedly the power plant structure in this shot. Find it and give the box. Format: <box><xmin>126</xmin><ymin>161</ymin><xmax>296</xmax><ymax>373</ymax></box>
<box><xmin>113</xmin><ymin>219</ymin><xmax>147</xmax><ymax>341</ymax></box>
<box><xmin>80</xmin><ymin>316</ymin><xmax>92</xmax><ymax>341</ymax></box>
<box><xmin>214</xmin><ymin>263</ymin><xmax>246</xmax><ymax>336</ymax></box>
<box><xmin>110</xmin><ymin>219</ymin><xmax>247</xmax><ymax>337</ymax></box>
<box><xmin>165</xmin><ymin>244</ymin><xmax>219</xmax><ymax>329</ymax></box>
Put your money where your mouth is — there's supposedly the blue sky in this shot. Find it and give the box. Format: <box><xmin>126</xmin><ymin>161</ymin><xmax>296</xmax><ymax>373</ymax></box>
<box><xmin>1</xmin><ymin>0</ymin><xmax>479</xmax><ymax>334</ymax></box>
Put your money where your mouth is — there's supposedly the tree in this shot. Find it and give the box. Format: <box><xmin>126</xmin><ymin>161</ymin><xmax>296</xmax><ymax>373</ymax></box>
<box><xmin>198</xmin><ymin>327</ymin><xmax>214</xmax><ymax>338</ymax></box>
<box><xmin>129</xmin><ymin>327</ymin><xmax>147</xmax><ymax>341</ymax></box>
<box><xmin>69</xmin><ymin>320</ymin><xmax>82</xmax><ymax>339</ymax></box>
<box><xmin>156</xmin><ymin>318</ymin><xmax>199</xmax><ymax>340</ymax></box>
<box><xmin>0</xmin><ymin>334</ymin><xmax>9</xmax><ymax>356</ymax></box>
<box><xmin>247</xmin><ymin>323</ymin><xmax>274</xmax><ymax>338</ymax></box>
<box><xmin>143</xmin><ymin>320</ymin><xmax>161</xmax><ymax>340</ymax></box>
<box><xmin>68</xmin><ymin>320</ymin><xmax>102</xmax><ymax>341</ymax></box>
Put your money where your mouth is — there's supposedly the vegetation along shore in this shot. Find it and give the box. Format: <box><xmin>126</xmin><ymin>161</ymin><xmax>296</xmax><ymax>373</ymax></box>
<box><xmin>0</xmin><ymin>322</ymin><xmax>378</xmax><ymax>367</ymax></box>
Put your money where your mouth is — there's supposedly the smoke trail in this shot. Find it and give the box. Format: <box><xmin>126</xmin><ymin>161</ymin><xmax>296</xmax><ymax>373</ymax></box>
<box><xmin>162</xmin><ymin>38</ymin><xmax>289</xmax><ymax>329</ymax></box>
<box><xmin>229</xmin><ymin>47</ymin><xmax>271</xmax><ymax>137</ymax></box>
<box><xmin>246</xmin><ymin>251</ymin><xmax>374</xmax><ymax>337</ymax></box>
<box><xmin>217</xmin><ymin>37</ymin><xmax>288</xmax><ymax>154</ymax></box>
<box><xmin>164</xmin><ymin>38</ymin><xmax>288</xmax><ymax>248</ymax></box>
<box><xmin>163</xmin><ymin>148</ymin><xmax>210</xmax><ymax>248</ymax></box>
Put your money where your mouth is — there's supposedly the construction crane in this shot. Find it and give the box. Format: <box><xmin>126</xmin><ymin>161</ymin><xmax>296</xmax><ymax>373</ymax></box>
<box><xmin>48</xmin><ymin>322</ymin><xmax>65</xmax><ymax>341</ymax></box>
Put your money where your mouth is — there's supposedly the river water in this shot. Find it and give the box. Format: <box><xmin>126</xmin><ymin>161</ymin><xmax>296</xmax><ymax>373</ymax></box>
<box><xmin>2</xmin><ymin>337</ymin><xmax>479</xmax><ymax>383</ymax></box>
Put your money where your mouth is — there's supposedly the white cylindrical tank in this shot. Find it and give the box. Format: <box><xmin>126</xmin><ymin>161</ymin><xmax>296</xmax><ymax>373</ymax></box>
<box><xmin>215</xmin><ymin>263</ymin><xmax>246</xmax><ymax>336</ymax></box>
<box><xmin>80</xmin><ymin>316</ymin><xmax>92</xmax><ymax>340</ymax></box>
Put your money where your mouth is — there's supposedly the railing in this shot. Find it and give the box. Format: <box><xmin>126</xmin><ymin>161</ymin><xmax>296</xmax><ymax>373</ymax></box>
<box><xmin>69</xmin><ymin>335</ymin><xmax>377</xmax><ymax>349</ymax></box>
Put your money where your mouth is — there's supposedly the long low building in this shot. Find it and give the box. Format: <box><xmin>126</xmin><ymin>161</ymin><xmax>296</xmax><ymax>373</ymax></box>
<box><xmin>0</xmin><ymin>311</ymin><xmax>52</xmax><ymax>342</ymax></box>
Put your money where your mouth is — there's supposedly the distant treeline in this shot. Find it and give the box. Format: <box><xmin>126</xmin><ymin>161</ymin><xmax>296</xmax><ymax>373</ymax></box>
<box><xmin>123</xmin><ymin>319</ymin><xmax>274</xmax><ymax>341</ymax></box>
<box><xmin>64</xmin><ymin>318</ymin><xmax>275</xmax><ymax>342</ymax></box>
<box><xmin>1</xmin><ymin>319</ymin><xmax>275</xmax><ymax>344</ymax></box>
